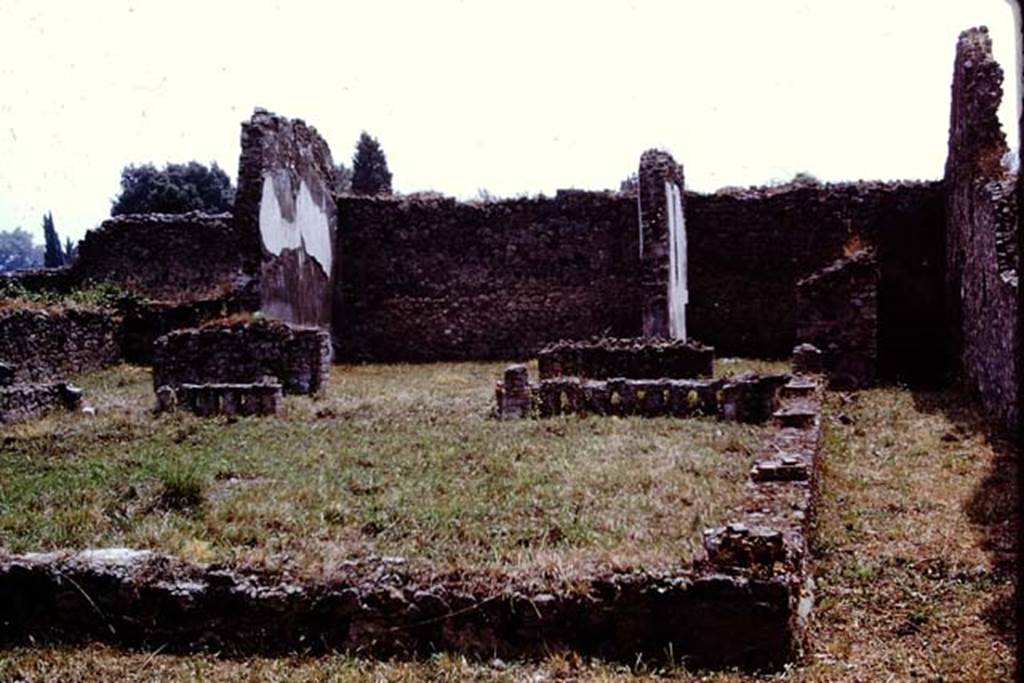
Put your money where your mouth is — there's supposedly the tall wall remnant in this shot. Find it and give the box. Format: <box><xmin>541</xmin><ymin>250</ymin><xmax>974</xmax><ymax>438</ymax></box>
<box><xmin>638</xmin><ymin>150</ymin><xmax>688</xmax><ymax>339</ymax></box>
<box><xmin>234</xmin><ymin>110</ymin><xmax>338</xmax><ymax>338</ymax></box>
<box><xmin>944</xmin><ymin>26</ymin><xmax>1019</xmax><ymax>429</ymax></box>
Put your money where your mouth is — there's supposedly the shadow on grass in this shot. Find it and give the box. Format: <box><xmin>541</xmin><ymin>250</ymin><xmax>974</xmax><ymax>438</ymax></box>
<box><xmin>911</xmin><ymin>389</ymin><xmax>1017</xmax><ymax>647</ymax></box>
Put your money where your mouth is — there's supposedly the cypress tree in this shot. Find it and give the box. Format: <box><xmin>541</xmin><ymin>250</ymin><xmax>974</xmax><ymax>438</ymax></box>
<box><xmin>351</xmin><ymin>132</ymin><xmax>393</xmax><ymax>196</ymax></box>
<box><xmin>42</xmin><ymin>212</ymin><xmax>64</xmax><ymax>268</ymax></box>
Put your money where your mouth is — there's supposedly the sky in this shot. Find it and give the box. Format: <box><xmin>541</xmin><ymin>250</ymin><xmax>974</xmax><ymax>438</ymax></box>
<box><xmin>0</xmin><ymin>0</ymin><xmax>1020</xmax><ymax>244</ymax></box>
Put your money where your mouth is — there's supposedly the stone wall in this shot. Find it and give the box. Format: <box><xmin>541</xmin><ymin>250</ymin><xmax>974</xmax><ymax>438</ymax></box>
<box><xmin>686</xmin><ymin>181</ymin><xmax>945</xmax><ymax>382</ymax></box>
<box><xmin>152</xmin><ymin>318</ymin><xmax>331</xmax><ymax>395</ymax></box>
<box><xmin>0</xmin><ymin>306</ymin><xmax>122</xmax><ymax>382</ymax></box>
<box><xmin>235</xmin><ymin>110</ymin><xmax>338</xmax><ymax>334</ymax></box>
<box><xmin>796</xmin><ymin>251</ymin><xmax>879</xmax><ymax>389</ymax></box>
<box><xmin>335</xmin><ymin>180</ymin><xmax>943</xmax><ymax>376</ymax></box>
<box><xmin>0</xmin><ymin>547</ymin><xmax>799</xmax><ymax>670</ymax></box>
<box><xmin>537</xmin><ymin>338</ymin><xmax>713</xmax><ymax>379</ymax></box>
<box><xmin>71</xmin><ymin>212</ymin><xmax>247</xmax><ymax>301</ymax></box>
<box><xmin>335</xmin><ymin>190</ymin><xmax>642</xmax><ymax>361</ymax></box>
<box><xmin>0</xmin><ymin>381</ymin><xmax>82</xmax><ymax>425</ymax></box>
<box><xmin>944</xmin><ymin>27</ymin><xmax>1020</xmax><ymax>429</ymax></box>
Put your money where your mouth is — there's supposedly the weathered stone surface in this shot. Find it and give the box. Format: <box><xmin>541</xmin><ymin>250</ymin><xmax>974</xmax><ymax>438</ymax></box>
<box><xmin>0</xmin><ymin>381</ymin><xmax>83</xmax><ymax>424</ymax></box>
<box><xmin>638</xmin><ymin>149</ymin><xmax>687</xmax><ymax>339</ymax></box>
<box><xmin>705</xmin><ymin>374</ymin><xmax>823</xmax><ymax>597</ymax></box>
<box><xmin>162</xmin><ymin>382</ymin><xmax>283</xmax><ymax>417</ymax></box>
<box><xmin>944</xmin><ymin>27</ymin><xmax>1019</xmax><ymax>430</ymax></box>
<box><xmin>0</xmin><ymin>306</ymin><xmax>122</xmax><ymax>383</ymax></box>
<box><xmin>154</xmin><ymin>385</ymin><xmax>177</xmax><ymax>413</ymax></box>
<box><xmin>0</xmin><ymin>362</ymin><xmax>15</xmax><ymax>386</ymax></box>
<box><xmin>334</xmin><ymin>178</ymin><xmax>945</xmax><ymax>376</ymax></box>
<box><xmin>507</xmin><ymin>372</ymin><xmax>788</xmax><ymax>423</ymax></box>
<box><xmin>496</xmin><ymin>364</ymin><xmax>532</xmax><ymax>419</ymax></box>
<box><xmin>703</xmin><ymin>523</ymin><xmax>786</xmax><ymax>571</ymax></box>
<box><xmin>120</xmin><ymin>285</ymin><xmax>260</xmax><ymax>364</ymax></box>
<box><xmin>750</xmin><ymin>455</ymin><xmax>809</xmax><ymax>483</ymax></box>
<box><xmin>538</xmin><ymin>337</ymin><xmax>713</xmax><ymax>380</ymax></box>
<box><xmin>0</xmin><ymin>549</ymin><xmax>800</xmax><ymax>670</ymax></box>
<box><xmin>790</xmin><ymin>344</ymin><xmax>823</xmax><ymax>376</ymax></box>
<box><xmin>152</xmin><ymin>318</ymin><xmax>330</xmax><ymax>396</ymax></box>
<box><xmin>235</xmin><ymin>109</ymin><xmax>338</xmax><ymax>336</ymax></box>
<box><xmin>719</xmin><ymin>374</ymin><xmax>789</xmax><ymax>423</ymax></box>
<box><xmin>71</xmin><ymin>212</ymin><xmax>248</xmax><ymax>301</ymax></box>
<box><xmin>335</xmin><ymin>190</ymin><xmax>642</xmax><ymax>361</ymax></box>
<box><xmin>796</xmin><ymin>251</ymin><xmax>879</xmax><ymax>389</ymax></box>
<box><xmin>687</xmin><ymin>181</ymin><xmax>945</xmax><ymax>382</ymax></box>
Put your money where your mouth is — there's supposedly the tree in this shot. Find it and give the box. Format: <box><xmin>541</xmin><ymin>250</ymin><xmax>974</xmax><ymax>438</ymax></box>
<box><xmin>42</xmin><ymin>212</ymin><xmax>64</xmax><ymax>268</ymax></box>
<box><xmin>63</xmin><ymin>237</ymin><xmax>77</xmax><ymax>264</ymax></box>
<box><xmin>111</xmin><ymin>161</ymin><xmax>234</xmax><ymax>215</ymax></box>
<box><xmin>0</xmin><ymin>228</ymin><xmax>43</xmax><ymax>273</ymax></box>
<box><xmin>334</xmin><ymin>163</ymin><xmax>354</xmax><ymax>194</ymax></box>
<box><xmin>351</xmin><ymin>132</ymin><xmax>392</xmax><ymax>196</ymax></box>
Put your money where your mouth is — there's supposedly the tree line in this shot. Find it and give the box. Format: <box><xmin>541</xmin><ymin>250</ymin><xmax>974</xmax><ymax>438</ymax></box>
<box><xmin>0</xmin><ymin>130</ymin><xmax>393</xmax><ymax>273</ymax></box>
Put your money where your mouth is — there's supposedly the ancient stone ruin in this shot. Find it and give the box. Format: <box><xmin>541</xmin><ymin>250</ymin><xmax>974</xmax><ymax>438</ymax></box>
<box><xmin>0</xmin><ymin>22</ymin><xmax>1018</xmax><ymax>674</ymax></box>
<box><xmin>151</xmin><ymin>317</ymin><xmax>330</xmax><ymax>416</ymax></box>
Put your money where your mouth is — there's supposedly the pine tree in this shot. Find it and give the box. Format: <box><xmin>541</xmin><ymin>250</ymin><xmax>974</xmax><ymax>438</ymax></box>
<box><xmin>42</xmin><ymin>212</ymin><xmax>64</xmax><ymax>268</ymax></box>
<box><xmin>351</xmin><ymin>132</ymin><xmax>393</xmax><ymax>196</ymax></box>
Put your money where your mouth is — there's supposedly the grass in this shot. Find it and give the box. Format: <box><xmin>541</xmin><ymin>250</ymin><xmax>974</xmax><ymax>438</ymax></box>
<box><xmin>0</xmin><ymin>361</ymin><xmax>768</xmax><ymax>577</ymax></box>
<box><xmin>0</xmin><ymin>280</ymin><xmax>148</xmax><ymax>311</ymax></box>
<box><xmin>1</xmin><ymin>383</ymin><xmax>1014</xmax><ymax>680</ymax></box>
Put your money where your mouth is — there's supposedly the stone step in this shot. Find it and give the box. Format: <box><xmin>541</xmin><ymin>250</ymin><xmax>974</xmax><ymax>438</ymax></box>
<box><xmin>750</xmin><ymin>455</ymin><xmax>809</xmax><ymax>482</ymax></box>
<box><xmin>779</xmin><ymin>379</ymin><xmax>817</xmax><ymax>398</ymax></box>
<box><xmin>773</xmin><ymin>408</ymin><xmax>817</xmax><ymax>429</ymax></box>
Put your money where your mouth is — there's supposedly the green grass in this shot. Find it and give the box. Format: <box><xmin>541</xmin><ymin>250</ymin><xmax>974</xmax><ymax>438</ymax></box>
<box><xmin>0</xmin><ymin>383</ymin><xmax>1015</xmax><ymax>680</ymax></box>
<box><xmin>0</xmin><ymin>362</ymin><xmax>767</xmax><ymax>576</ymax></box>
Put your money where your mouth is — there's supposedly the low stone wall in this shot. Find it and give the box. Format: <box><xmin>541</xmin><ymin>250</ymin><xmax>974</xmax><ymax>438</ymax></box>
<box><xmin>796</xmin><ymin>251</ymin><xmax>879</xmax><ymax>389</ymax></box>
<box><xmin>497</xmin><ymin>366</ymin><xmax>788</xmax><ymax>423</ymax></box>
<box><xmin>702</xmin><ymin>374</ymin><xmax>823</xmax><ymax>597</ymax></box>
<box><xmin>537</xmin><ymin>338</ymin><xmax>714</xmax><ymax>380</ymax></box>
<box><xmin>0</xmin><ymin>548</ymin><xmax>796</xmax><ymax>670</ymax></box>
<box><xmin>156</xmin><ymin>382</ymin><xmax>282</xmax><ymax>417</ymax></box>
<box><xmin>152</xmin><ymin>318</ymin><xmax>330</xmax><ymax>395</ymax></box>
<box><xmin>0</xmin><ymin>381</ymin><xmax>82</xmax><ymax>425</ymax></box>
<box><xmin>0</xmin><ymin>375</ymin><xmax>823</xmax><ymax>670</ymax></box>
<box><xmin>0</xmin><ymin>306</ymin><xmax>122</xmax><ymax>383</ymax></box>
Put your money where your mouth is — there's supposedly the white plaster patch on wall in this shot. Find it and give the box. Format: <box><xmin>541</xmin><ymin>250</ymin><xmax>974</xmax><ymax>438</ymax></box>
<box><xmin>665</xmin><ymin>181</ymin><xmax>688</xmax><ymax>340</ymax></box>
<box><xmin>258</xmin><ymin>173</ymin><xmax>333</xmax><ymax>274</ymax></box>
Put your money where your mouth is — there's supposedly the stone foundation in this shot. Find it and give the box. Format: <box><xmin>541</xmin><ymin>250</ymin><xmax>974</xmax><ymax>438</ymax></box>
<box><xmin>0</xmin><ymin>375</ymin><xmax>823</xmax><ymax>671</ymax></box>
<box><xmin>498</xmin><ymin>366</ymin><xmax>787</xmax><ymax>423</ymax></box>
<box><xmin>156</xmin><ymin>382</ymin><xmax>283</xmax><ymax>417</ymax></box>
<box><xmin>152</xmin><ymin>318</ymin><xmax>330</xmax><ymax>396</ymax></box>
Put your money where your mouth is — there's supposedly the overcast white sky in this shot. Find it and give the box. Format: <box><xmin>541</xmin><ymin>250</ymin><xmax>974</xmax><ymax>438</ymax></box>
<box><xmin>0</xmin><ymin>0</ymin><xmax>1020</xmax><ymax>243</ymax></box>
